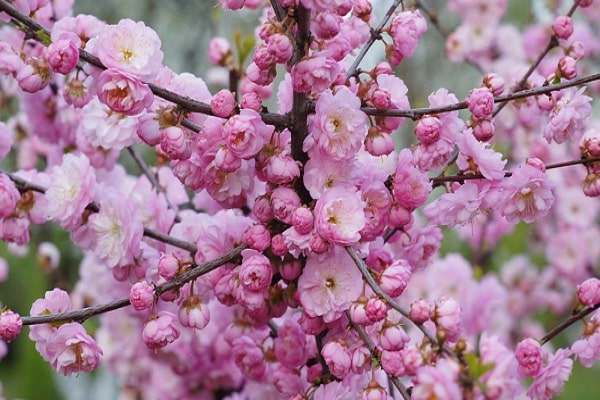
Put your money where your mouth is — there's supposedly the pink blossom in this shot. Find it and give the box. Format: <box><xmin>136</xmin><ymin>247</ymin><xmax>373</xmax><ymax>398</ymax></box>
<box><xmin>93</xmin><ymin>18</ymin><xmax>163</xmax><ymax>81</ymax></box>
<box><xmin>0</xmin><ymin>310</ymin><xmax>22</xmax><ymax>342</ymax></box>
<box><xmin>577</xmin><ymin>277</ymin><xmax>600</xmax><ymax>307</ymax></box>
<box><xmin>307</xmin><ymin>87</ymin><xmax>367</xmax><ymax>160</ymax></box>
<box><xmin>142</xmin><ymin>311</ymin><xmax>180</xmax><ymax>349</ymax></box>
<box><xmin>45</xmin><ymin>322</ymin><xmax>102</xmax><ymax>376</ymax></box>
<box><xmin>0</xmin><ymin>41</ymin><xmax>24</xmax><ymax>75</ymax></box>
<box><xmin>379</xmin><ymin>259</ymin><xmax>412</xmax><ymax>298</ymax></box>
<box><xmin>410</xmin><ymin>299</ymin><xmax>432</xmax><ymax>323</ymax></box>
<box><xmin>29</xmin><ymin>289</ymin><xmax>73</xmax><ymax>359</ymax></box>
<box><xmin>557</xmin><ymin>56</ymin><xmax>577</xmax><ymax>80</ymax></box>
<box><xmin>466</xmin><ymin>87</ymin><xmax>494</xmax><ymax>119</ymax></box>
<box><xmin>46</xmin><ymin>153</ymin><xmax>96</xmax><ymax>229</ymax></box>
<box><xmin>160</xmin><ymin>126</ymin><xmax>191</xmax><ymax>161</ymax></box>
<box><xmin>515</xmin><ymin>338</ymin><xmax>543</xmax><ymax>377</ymax></box>
<box><xmin>366</xmin><ymin>297</ymin><xmax>388</xmax><ymax>322</ymax></box>
<box><xmin>262</xmin><ymin>153</ymin><xmax>301</xmax><ymax>185</ymax></box>
<box><xmin>388</xmin><ymin>10</ymin><xmax>427</xmax><ymax>65</ymax></box>
<box><xmin>482</xmin><ymin>72</ymin><xmax>505</xmax><ymax>96</ymax></box>
<box><xmin>412</xmin><ymin>359</ymin><xmax>462</xmax><ymax>400</ymax></box>
<box><xmin>415</xmin><ymin>115</ymin><xmax>442</xmax><ymax>145</ymax></box>
<box><xmin>313</xmin><ymin>12</ymin><xmax>342</xmax><ymax>39</ymax></box>
<box><xmin>240</xmin><ymin>91</ymin><xmax>262</xmax><ymax>111</ymax></box>
<box><xmin>456</xmin><ymin>130</ymin><xmax>506</xmax><ymax>179</ymax></box>
<box><xmin>129</xmin><ymin>281</ymin><xmax>154</xmax><ymax>311</ymax></box>
<box><xmin>374</xmin><ymin>74</ymin><xmax>410</xmax><ymax>132</ymax></box>
<box><xmin>297</xmin><ymin>246</ymin><xmax>362</xmax><ymax>322</ymax></box>
<box><xmin>267</xmin><ymin>33</ymin><xmax>293</xmax><ymax>64</ymax></box>
<box><xmin>178</xmin><ymin>295</ymin><xmax>210</xmax><ymax>329</ymax></box>
<box><xmin>274</xmin><ymin>319</ymin><xmax>308</xmax><ymax>369</ymax></box>
<box><xmin>392</xmin><ymin>149</ymin><xmax>431</xmax><ymax>209</ymax></box>
<box><xmin>271</xmin><ymin>186</ymin><xmax>302</xmax><ymax>225</ymax></box>
<box><xmin>527</xmin><ymin>349</ymin><xmax>573</xmax><ymax>400</ymax></box>
<box><xmin>291</xmin><ymin>55</ymin><xmax>340</xmax><ymax>94</ymax></box>
<box><xmin>211</xmin><ymin>89</ymin><xmax>236</xmax><ymax>118</ymax></box>
<box><xmin>314</xmin><ymin>186</ymin><xmax>366</xmax><ymax>245</ymax></box>
<box><xmin>424</xmin><ymin>182</ymin><xmax>487</xmax><ymax>226</ymax></box>
<box><xmin>223</xmin><ymin>109</ymin><xmax>273</xmax><ymax>159</ymax></box>
<box><xmin>380</xmin><ymin>349</ymin><xmax>406</xmax><ymax>376</ymax></box>
<box><xmin>80</xmin><ymin>98</ymin><xmax>139</xmax><ymax>150</ymax></box>
<box><xmin>87</xmin><ymin>191</ymin><xmax>143</xmax><ymax>268</ymax></box>
<box><xmin>571</xmin><ymin>331</ymin><xmax>600</xmax><ymax>368</ymax></box>
<box><xmin>242</xmin><ymin>224</ymin><xmax>271</xmax><ymax>251</ymax></box>
<box><xmin>63</xmin><ymin>77</ymin><xmax>91</xmax><ymax>108</ymax></box>
<box><xmin>239</xmin><ymin>249</ymin><xmax>272</xmax><ymax>292</ymax></box>
<box><xmin>365</xmin><ymin>128</ymin><xmax>395</xmax><ymax>156</ymax></box>
<box><xmin>552</xmin><ymin>16</ymin><xmax>574</xmax><ymax>40</ymax></box>
<box><xmin>378</xmin><ymin>324</ymin><xmax>410</xmax><ymax>351</ymax></box>
<box><xmin>434</xmin><ymin>296</ymin><xmax>462</xmax><ymax>342</ymax></box>
<box><xmin>543</xmin><ymin>88</ymin><xmax>592</xmax><ymax>144</ymax></box>
<box><xmin>232</xmin><ymin>335</ymin><xmax>267</xmax><ymax>381</ymax></box>
<box><xmin>46</xmin><ymin>32</ymin><xmax>80</xmax><ymax>75</ymax></box>
<box><xmin>16</xmin><ymin>56</ymin><xmax>51</xmax><ymax>93</ymax></box>
<box><xmin>472</xmin><ymin>118</ymin><xmax>495</xmax><ymax>142</ymax></box>
<box><xmin>500</xmin><ymin>164</ymin><xmax>555</xmax><ymax>223</ymax></box>
<box><xmin>208</xmin><ymin>37</ymin><xmax>232</xmax><ymax>66</ymax></box>
<box><xmin>0</xmin><ymin>174</ymin><xmax>20</xmax><ymax>219</ymax></box>
<box><xmin>292</xmin><ymin>207</ymin><xmax>314</xmax><ymax>235</ymax></box>
<box><xmin>96</xmin><ymin>69</ymin><xmax>154</xmax><ymax>115</ymax></box>
<box><xmin>158</xmin><ymin>253</ymin><xmax>179</xmax><ymax>281</ymax></box>
<box><xmin>321</xmin><ymin>340</ymin><xmax>351</xmax><ymax>378</ymax></box>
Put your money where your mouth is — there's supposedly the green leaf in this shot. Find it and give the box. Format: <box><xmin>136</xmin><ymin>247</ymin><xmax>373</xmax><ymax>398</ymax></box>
<box><xmin>36</xmin><ymin>29</ymin><xmax>51</xmax><ymax>46</ymax></box>
<box><xmin>465</xmin><ymin>353</ymin><xmax>495</xmax><ymax>381</ymax></box>
<box><xmin>233</xmin><ymin>29</ymin><xmax>255</xmax><ymax>68</ymax></box>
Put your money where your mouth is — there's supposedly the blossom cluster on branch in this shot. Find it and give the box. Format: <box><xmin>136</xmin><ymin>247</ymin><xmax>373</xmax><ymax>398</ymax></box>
<box><xmin>0</xmin><ymin>0</ymin><xmax>599</xmax><ymax>399</ymax></box>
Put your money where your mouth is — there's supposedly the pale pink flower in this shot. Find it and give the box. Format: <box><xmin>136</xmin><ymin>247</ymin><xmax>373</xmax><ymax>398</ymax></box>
<box><xmin>93</xmin><ymin>18</ymin><xmax>163</xmax><ymax>81</ymax></box>
<box><xmin>456</xmin><ymin>130</ymin><xmax>506</xmax><ymax>180</ymax></box>
<box><xmin>527</xmin><ymin>349</ymin><xmax>573</xmax><ymax>400</ymax></box>
<box><xmin>291</xmin><ymin>55</ymin><xmax>340</xmax><ymax>94</ymax></box>
<box><xmin>415</xmin><ymin>115</ymin><xmax>442</xmax><ymax>145</ymax></box>
<box><xmin>392</xmin><ymin>149</ymin><xmax>431</xmax><ymax>209</ymax></box>
<box><xmin>500</xmin><ymin>164</ymin><xmax>555</xmax><ymax>223</ymax></box>
<box><xmin>273</xmin><ymin>319</ymin><xmax>309</xmax><ymax>369</ymax></box>
<box><xmin>158</xmin><ymin>253</ymin><xmax>179</xmax><ymax>281</ymax></box>
<box><xmin>46</xmin><ymin>153</ymin><xmax>96</xmax><ymax>229</ymax></box>
<box><xmin>211</xmin><ymin>89</ymin><xmax>236</xmax><ymax>118</ymax></box>
<box><xmin>380</xmin><ymin>349</ymin><xmax>406</xmax><ymax>377</ymax></box>
<box><xmin>321</xmin><ymin>340</ymin><xmax>351</xmax><ymax>378</ymax></box>
<box><xmin>16</xmin><ymin>56</ymin><xmax>52</xmax><ymax>93</ymax></box>
<box><xmin>307</xmin><ymin>86</ymin><xmax>367</xmax><ymax>160</ymax></box>
<box><xmin>223</xmin><ymin>109</ymin><xmax>273</xmax><ymax>159</ymax></box>
<box><xmin>314</xmin><ymin>186</ymin><xmax>365</xmax><ymax>245</ymax></box>
<box><xmin>80</xmin><ymin>98</ymin><xmax>139</xmax><ymax>150</ymax></box>
<box><xmin>142</xmin><ymin>311</ymin><xmax>180</xmax><ymax>349</ymax></box>
<box><xmin>424</xmin><ymin>182</ymin><xmax>487</xmax><ymax>226</ymax></box>
<box><xmin>46</xmin><ymin>32</ymin><xmax>80</xmax><ymax>75</ymax></box>
<box><xmin>434</xmin><ymin>296</ymin><xmax>462</xmax><ymax>342</ymax></box>
<box><xmin>412</xmin><ymin>358</ymin><xmax>462</xmax><ymax>400</ymax></box>
<box><xmin>96</xmin><ymin>68</ymin><xmax>154</xmax><ymax>115</ymax></box>
<box><xmin>45</xmin><ymin>322</ymin><xmax>102</xmax><ymax>376</ymax></box>
<box><xmin>515</xmin><ymin>338</ymin><xmax>543</xmax><ymax>377</ymax></box>
<box><xmin>543</xmin><ymin>88</ymin><xmax>592</xmax><ymax>144</ymax></box>
<box><xmin>379</xmin><ymin>323</ymin><xmax>410</xmax><ymax>351</ymax></box>
<box><xmin>303</xmin><ymin>156</ymin><xmax>355</xmax><ymax>199</ymax></box>
<box><xmin>29</xmin><ymin>289</ymin><xmax>73</xmax><ymax>359</ymax></box>
<box><xmin>297</xmin><ymin>246</ymin><xmax>363</xmax><ymax>322</ymax></box>
<box><xmin>571</xmin><ymin>330</ymin><xmax>600</xmax><ymax>368</ymax></box>
<box><xmin>0</xmin><ymin>310</ymin><xmax>22</xmax><ymax>342</ymax></box>
<box><xmin>466</xmin><ymin>87</ymin><xmax>494</xmax><ymax>119</ymax></box>
<box><xmin>87</xmin><ymin>191</ymin><xmax>143</xmax><ymax>268</ymax></box>
<box><xmin>577</xmin><ymin>277</ymin><xmax>600</xmax><ymax>307</ymax></box>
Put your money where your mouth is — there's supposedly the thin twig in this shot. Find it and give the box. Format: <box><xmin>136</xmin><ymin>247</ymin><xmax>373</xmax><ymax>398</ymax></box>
<box><xmin>346</xmin><ymin>311</ymin><xmax>411</xmax><ymax>400</ymax></box>
<box><xmin>21</xmin><ymin>244</ymin><xmax>246</xmax><ymax>326</ymax></box>
<box><xmin>541</xmin><ymin>304</ymin><xmax>600</xmax><ymax>345</ymax></box>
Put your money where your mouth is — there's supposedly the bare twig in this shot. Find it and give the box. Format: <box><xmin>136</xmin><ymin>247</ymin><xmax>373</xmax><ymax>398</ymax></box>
<box><xmin>541</xmin><ymin>304</ymin><xmax>600</xmax><ymax>345</ymax></box>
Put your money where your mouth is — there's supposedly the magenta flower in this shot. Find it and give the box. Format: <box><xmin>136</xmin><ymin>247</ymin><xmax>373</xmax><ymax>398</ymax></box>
<box><xmin>298</xmin><ymin>246</ymin><xmax>363</xmax><ymax>322</ymax></box>
<box><xmin>222</xmin><ymin>109</ymin><xmax>273</xmax><ymax>159</ymax></box>
<box><xmin>291</xmin><ymin>55</ymin><xmax>340</xmax><ymax>94</ymax></box>
<box><xmin>129</xmin><ymin>281</ymin><xmax>154</xmax><ymax>311</ymax></box>
<box><xmin>515</xmin><ymin>338</ymin><xmax>543</xmax><ymax>377</ymax></box>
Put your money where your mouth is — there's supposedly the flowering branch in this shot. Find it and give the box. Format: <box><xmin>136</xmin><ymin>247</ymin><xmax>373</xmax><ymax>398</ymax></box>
<box><xmin>21</xmin><ymin>244</ymin><xmax>246</xmax><ymax>326</ymax></box>
<box><xmin>2</xmin><ymin>170</ymin><xmax>198</xmax><ymax>253</ymax></box>
<box><xmin>346</xmin><ymin>311</ymin><xmax>411</xmax><ymax>400</ymax></box>
<box><xmin>541</xmin><ymin>304</ymin><xmax>600</xmax><ymax>346</ymax></box>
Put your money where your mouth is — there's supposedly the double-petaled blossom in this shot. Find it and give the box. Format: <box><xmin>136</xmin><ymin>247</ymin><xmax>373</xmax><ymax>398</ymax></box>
<box><xmin>321</xmin><ymin>340</ymin><xmax>352</xmax><ymax>378</ymax></box>
<box><xmin>45</xmin><ymin>322</ymin><xmax>102</xmax><ymax>376</ymax></box>
<box><xmin>273</xmin><ymin>319</ymin><xmax>309</xmax><ymax>369</ymax></box>
<box><xmin>314</xmin><ymin>186</ymin><xmax>366</xmax><ymax>245</ymax></box>
<box><xmin>0</xmin><ymin>310</ymin><xmax>22</xmax><ymax>342</ymax></box>
<box><xmin>306</xmin><ymin>86</ymin><xmax>367</xmax><ymax>161</ymax></box>
<box><xmin>543</xmin><ymin>88</ymin><xmax>592</xmax><ymax>144</ymax></box>
<box><xmin>142</xmin><ymin>311</ymin><xmax>180</xmax><ymax>349</ymax></box>
<box><xmin>392</xmin><ymin>149</ymin><xmax>431</xmax><ymax>209</ymax></box>
<box><xmin>291</xmin><ymin>54</ymin><xmax>340</xmax><ymax>94</ymax></box>
<box><xmin>96</xmin><ymin>68</ymin><xmax>154</xmax><ymax>115</ymax></box>
<box><xmin>526</xmin><ymin>349</ymin><xmax>573</xmax><ymax>400</ymax></box>
<box><xmin>456</xmin><ymin>130</ymin><xmax>506</xmax><ymax>179</ymax></box>
<box><xmin>46</xmin><ymin>32</ymin><xmax>81</xmax><ymax>75</ymax></box>
<box><xmin>222</xmin><ymin>109</ymin><xmax>273</xmax><ymax>159</ymax></box>
<box><xmin>298</xmin><ymin>246</ymin><xmax>363</xmax><ymax>323</ymax></box>
<box><xmin>80</xmin><ymin>98</ymin><xmax>139</xmax><ymax>150</ymax></box>
<box><xmin>239</xmin><ymin>249</ymin><xmax>272</xmax><ymax>292</ymax></box>
<box><xmin>388</xmin><ymin>9</ymin><xmax>427</xmax><ymax>65</ymax></box>
<box><xmin>500</xmin><ymin>164</ymin><xmax>555</xmax><ymax>223</ymax></box>
<box><xmin>129</xmin><ymin>281</ymin><xmax>155</xmax><ymax>311</ymax></box>
<box><xmin>0</xmin><ymin>174</ymin><xmax>20</xmax><ymax>219</ymax></box>
<box><xmin>93</xmin><ymin>18</ymin><xmax>163</xmax><ymax>81</ymax></box>
<box><xmin>515</xmin><ymin>338</ymin><xmax>543</xmax><ymax>377</ymax></box>
<box><xmin>29</xmin><ymin>289</ymin><xmax>73</xmax><ymax>360</ymax></box>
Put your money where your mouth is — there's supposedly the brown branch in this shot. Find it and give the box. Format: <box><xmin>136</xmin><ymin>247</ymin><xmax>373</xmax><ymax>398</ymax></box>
<box><xmin>541</xmin><ymin>304</ymin><xmax>600</xmax><ymax>345</ymax></box>
<box><xmin>21</xmin><ymin>244</ymin><xmax>246</xmax><ymax>326</ymax></box>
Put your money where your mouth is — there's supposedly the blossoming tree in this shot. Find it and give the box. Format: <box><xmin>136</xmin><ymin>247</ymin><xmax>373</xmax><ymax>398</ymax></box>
<box><xmin>0</xmin><ymin>0</ymin><xmax>600</xmax><ymax>399</ymax></box>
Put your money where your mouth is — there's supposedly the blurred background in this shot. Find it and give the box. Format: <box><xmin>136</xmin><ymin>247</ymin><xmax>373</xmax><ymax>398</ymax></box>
<box><xmin>0</xmin><ymin>0</ymin><xmax>598</xmax><ymax>399</ymax></box>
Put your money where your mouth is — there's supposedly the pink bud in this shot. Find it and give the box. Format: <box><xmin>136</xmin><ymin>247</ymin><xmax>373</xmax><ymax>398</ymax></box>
<box><xmin>434</xmin><ymin>296</ymin><xmax>462</xmax><ymax>342</ymax></box>
<box><xmin>178</xmin><ymin>295</ymin><xmax>210</xmax><ymax>329</ymax></box>
<box><xmin>63</xmin><ymin>78</ymin><xmax>91</xmax><ymax>108</ymax></box>
<box><xmin>353</xmin><ymin>0</ymin><xmax>373</xmax><ymax>21</ymax></box>
<box><xmin>583</xmin><ymin>172</ymin><xmax>600</xmax><ymax>197</ymax></box>
<box><xmin>270</xmin><ymin>233</ymin><xmax>288</xmax><ymax>257</ymax></box>
<box><xmin>351</xmin><ymin>346</ymin><xmax>371</xmax><ymax>374</ymax></box>
<box><xmin>47</xmin><ymin>33</ymin><xmax>80</xmax><ymax>75</ymax></box>
<box><xmin>363</xmin><ymin>380</ymin><xmax>387</xmax><ymax>400</ymax></box>
<box><xmin>515</xmin><ymin>338</ymin><xmax>542</xmax><ymax>377</ymax></box>
<box><xmin>388</xmin><ymin>203</ymin><xmax>413</xmax><ymax>228</ymax></box>
<box><xmin>373</xmin><ymin>61</ymin><xmax>393</xmax><ymax>76</ymax></box>
<box><xmin>299</xmin><ymin>312</ymin><xmax>325</xmax><ymax>335</ymax></box>
<box><xmin>552</xmin><ymin>16</ymin><xmax>574</xmax><ymax>40</ymax></box>
<box><xmin>482</xmin><ymin>72</ymin><xmax>505</xmax><ymax>96</ymax></box>
<box><xmin>366</xmin><ymin>297</ymin><xmax>388</xmax><ymax>322</ymax></box>
<box><xmin>415</xmin><ymin>115</ymin><xmax>442</xmax><ymax>145</ymax></box>
<box><xmin>211</xmin><ymin>89</ymin><xmax>236</xmax><ymax>118</ymax></box>
<box><xmin>0</xmin><ymin>310</ymin><xmax>22</xmax><ymax>342</ymax></box>
<box><xmin>292</xmin><ymin>207</ymin><xmax>314</xmax><ymax>235</ymax></box>
<box><xmin>267</xmin><ymin>33</ymin><xmax>293</xmax><ymax>64</ymax></box>
<box><xmin>137</xmin><ymin>112</ymin><xmax>162</xmax><ymax>146</ymax></box>
<box><xmin>568</xmin><ymin>41</ymin><xmax>585</xmax><ymax>60</ymax></box>
<box><xmin>158</xmin><ymin>253</ymin><xmax>180</xmax><ymax>281</ymax></box>
<box><xmin>466</xmin><ymin>87</ymin><xmax>494</xmax><ymax>119</ymax></box>
<box><xmin>160</xmin><ymin>126</ymin><xmax>192</xmax><ymax>160</ymax></box>
<box><xmin>526</xmin><ymin>157</ymin><xmax>546</xmax><ymax>172</ymax></box>
<box><xmin>472</xmin><ymin>118</ymin><xmax>495</xmax><ymax>142</ymax></box>
<box><xmin>577</xmin><ymin>277</ymin><xmax>600</xmax><ymax>307</ymax></box>
<box><xmin>378</xmin><ymin>324</ymin><xmax>410</xmax><ymax>351</ymax></box>
<box><xmin>349</xmin><ymin>298</ymin><xmax>372</xmax><ymax>325</ymax></box>
<box><xmin>129</xmin><ymin>281</ymin><xmax>155</xmax><ymax>311</ymax></box>
<box><xmin>557</xmin><ymin>56</ymin><xmax>577</xmax><ymax>80</ymax></box>
<box><xmin>271</xmin><ymin>186</ymin><xmax>301</xmax><ymax>224</ymax></box>
<box><xmin>243</xmin><ymin>224</ymin><xmax>271</xmax><ymax>251</ymax></box>
<box><xmin>16</xmin><ymin>57</ymin><xmax>51</xmax><ymax>93</ymax></box>
<box><xmin>240</xmin><ymin>92</ymin><xmax>262</xmax><ymax>111</ymax></box>
<box><xmin>409</xmin><ymin>299</ymin><xmax>432</xmax><ymax>323</ymax></box>
<box><xmin>312</xmin><ymin>12</ymin><xmax>342</xmax><ymax>40</ymax></box>
<box><xmin>306</xmin><ymin>363</ymin><xmax>323</xmax><ymax>383</ymax></box>
<box><xmin>279</xmin><ymin>259</ymin><xmax>302</xmax><ymax>281</ymax></box>
<box><xmin>208</xmin><ymin>37</ymin><xmax>232</xmax><ymax>66</ymax></box>
<box><xmin>379</xmin><ymin>260</ymin><xmax>412</xmax><ymax>298</ymax></box>
<box><xmin>239</xmin><ymin>249</ymin><xmax>272</xmax><ymax>292</ymax></box>
<box><xmin>321</xmin><ymin>340</ymin><xmax>351</xmax><ymax>378</ymax></box>
<box><xmin>253</xmin><ymin>195</ymin><xmax>274</xmax><ymax>223</ymax></box>
<box><xmin>309</xmin><ymin>234</ymin><xmax>329</xmax><ymax>254</ymax></box>
<box><xmin>371</xmin><ymin>87</ymin><xmax>392</xmax><ymax>110</ymax></box>
<box><xmin>380</xmin><ymin>349</ymin><xmax>406</xmax><ymax>376</ymax></box>
<box><xmin>143</xmin><ymin>311</ymin><xmax>180</xmax><ymax>349</ymax></box>
<box><xmin>365</xmin><ymin>128</ymin><xmax>395</xmax><ymax>156</ymax></box>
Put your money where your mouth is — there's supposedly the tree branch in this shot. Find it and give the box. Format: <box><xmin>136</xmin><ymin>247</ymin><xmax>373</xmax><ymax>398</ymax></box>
<box><xmin>21</xmin><ymin>244</ymin><xmax>246</xmax><ymax>326</ymax></box>
<box><xmin>541</xmin><ymin>303</ymin><xmax>600</xmax><ymax>345</ymax></box>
